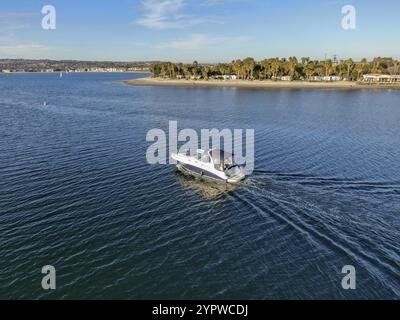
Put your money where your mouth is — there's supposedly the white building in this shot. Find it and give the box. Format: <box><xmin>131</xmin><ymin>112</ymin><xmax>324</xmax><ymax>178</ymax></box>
<box><xmin>322</xmin><ymin>76</ymin><xmax>342</xmax><ymax>81</ymax></box>
<box><xmin>312</xmin><ymin>76</ymin><xmax>323</xmax><ymax>82</ymax></box>
<box><xmin>211</xmin><ymin>75</ymin><xmax>237</xmax><ymax>80</ymax></box>
<box><xmin>222</xmin><ymin>75</ymin><xmax>237</xmax><ymax>80</ymax></box>
<box><xmin>281</xmin><ymin>76</ymin><xmax>291</xmax><ymax>81</ymax></box>
<box><xmin>363</xmin><ymin>74</ymin><xmax>400</xmax><ymax>83</ymax></box>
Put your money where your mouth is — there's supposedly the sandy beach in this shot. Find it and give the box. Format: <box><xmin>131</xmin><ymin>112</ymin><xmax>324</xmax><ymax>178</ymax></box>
<box><xmin>122</xmin><ymin>77</ymin><xmax>400</xmax><ymax>90</ymax></box>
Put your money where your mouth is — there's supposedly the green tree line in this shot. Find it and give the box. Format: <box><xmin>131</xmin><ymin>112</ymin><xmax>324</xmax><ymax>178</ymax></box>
<box><xmin>150</xmin><ymin>57</ymin><xmax>400</xmax><ymax>81</ymax></box>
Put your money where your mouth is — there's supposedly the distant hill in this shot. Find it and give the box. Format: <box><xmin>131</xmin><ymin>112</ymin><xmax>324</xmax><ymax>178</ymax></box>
<box><xmin>0</xmin><ymin>59</ymin><xmax>160</xmax><ymax>72</ymax></box>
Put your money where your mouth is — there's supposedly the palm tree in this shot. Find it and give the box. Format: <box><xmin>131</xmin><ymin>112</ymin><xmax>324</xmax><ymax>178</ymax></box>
<box><xmin>324</xmin><ymin>59</ymin><xmax>333</xmax><ymax>76</ymax></box>
<box><xmin>270</xmin><ymin>58</ymin><xmax>280</xmax><ymax>80</ymax></box>
<box><xmin>149</xmin><ymin>56</ymin><xmax>399</xmax><ymax>83</ymax></box>
<box><xmin>344</xmin><ymin>59</ymin><xmax>355</xmax><ymax>81</ymax></box>
<box><xmin>288</xmin><ymin>57</ymin><xmax>298</xmax><ymax>79</ymax></box>
<box><xmin>301</xmin><ymin>57</ymin><xmax>310</xmax><ymax>66</ymax></box>
<box><xmin>394</xmin><ymin>61</ymin><xmax>400</xmax><ymax>75</ymax></box>
<box><xmin>304</xmin><ymin>62</ymin><xmax>315</xmax><ymax>80</ymax></box>
<box><xmin>243</xmin><ymin>57</ymin><xmax>255</xmax><ymax>80</ymax></box>
<box><xmin>371</xmin><ymin>57</ymin><xmax>384</xmax><ymax>74</ymax></box>
<box><xmin>202</xmin><ymin>66</ymin><xmax>210</xmax><ymax>79</ymax></box>
<box><xmin>356</xmin><ymin>58</ymin><xmax>369</xmax><ymax>80</ymax></box>
<box><xmin>233</xmin><ymin>59</ymin><xmax>244</xmax><ymax>79</ymax></box>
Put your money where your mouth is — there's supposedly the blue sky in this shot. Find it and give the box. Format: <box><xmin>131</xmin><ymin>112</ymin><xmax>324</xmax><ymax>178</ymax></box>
<box><xmin>0</xmin><ymin>0</ymin><xmax>399</xmax><ymax>62</ymax></box>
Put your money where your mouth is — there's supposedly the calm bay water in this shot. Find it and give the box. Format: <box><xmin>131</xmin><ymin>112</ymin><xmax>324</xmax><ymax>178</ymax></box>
<box><xmin>0</xmin><ymin>73</ymin><xmax>399</xmax><ymax>299</ymax></box>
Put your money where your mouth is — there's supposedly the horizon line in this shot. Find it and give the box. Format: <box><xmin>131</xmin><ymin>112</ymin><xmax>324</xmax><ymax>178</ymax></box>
<box><xmin>1</xmin><ymin>56</ymin><xmax>400</xmax><ymax>64</ymax></box>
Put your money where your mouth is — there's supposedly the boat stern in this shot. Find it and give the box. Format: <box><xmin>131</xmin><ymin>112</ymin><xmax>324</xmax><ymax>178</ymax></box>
<box><xmin>225</xmin><ymin>166</ymin><xmax>246</xmax><ymax>183</ymax></box>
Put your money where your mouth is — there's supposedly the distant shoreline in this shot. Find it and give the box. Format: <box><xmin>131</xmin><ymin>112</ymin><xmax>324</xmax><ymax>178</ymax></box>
<box><xmin>123</xmin><ymin>77</ymin><xmax>400</xmax><ymax>90</ymax></box>
<box><xmin>0</xmin><ymin>71</ymin><xmax>150</xmax><ymax>74</ymax></box>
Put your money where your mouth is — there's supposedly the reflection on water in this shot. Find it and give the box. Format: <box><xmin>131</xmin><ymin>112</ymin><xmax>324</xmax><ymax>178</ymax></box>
<box><xmin>175</xmin><ymin>169</ymin><xmax>238</xmax><ymax>199</ymax></box>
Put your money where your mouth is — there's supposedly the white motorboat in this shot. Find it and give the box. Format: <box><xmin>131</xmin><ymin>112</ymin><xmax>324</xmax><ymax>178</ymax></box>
<box><xmin>171</xmin><ymin>149</ymin><xmax>246</xmax><ymax>183</ymax></box>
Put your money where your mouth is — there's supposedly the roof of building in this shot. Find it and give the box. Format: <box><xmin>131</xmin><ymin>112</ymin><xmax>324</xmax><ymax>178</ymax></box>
<box><xmin>363</xmin><ymin>74</ymin><xmax>400</xmax><ymax>78</ymax></box>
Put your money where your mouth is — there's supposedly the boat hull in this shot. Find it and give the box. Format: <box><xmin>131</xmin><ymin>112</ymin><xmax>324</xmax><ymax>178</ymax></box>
<box><xmin>177</xmin><ymin>162</ymin><xmax>227</xmax><ymax>182</ymax></box>
<box><xmin>172</xmin><ymin>152</ymin><xmax>245</xmax><ymax>184</ymax></box>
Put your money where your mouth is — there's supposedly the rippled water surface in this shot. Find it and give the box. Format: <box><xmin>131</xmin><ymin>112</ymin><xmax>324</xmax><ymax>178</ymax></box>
<box><xmin>1</xmin><ymin>73</ymin><xmax>399</xmax><ymax>299</ymax></box>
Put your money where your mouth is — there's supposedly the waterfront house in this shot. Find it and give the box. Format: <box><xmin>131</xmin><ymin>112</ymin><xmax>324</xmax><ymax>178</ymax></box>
<box><xmin>281</xmin><ymin>76</ymin><xmax>291</xmax><ymax>81</ymax></box>
<box><xmin>211</xmin><ymin>74</ymin><xmax>237</xmax><ymax>80</ymax></box>
<box><xmin>362</xmin><ymin>74</ymin><xmax>400</xmax><ymax>83</ymax></box>
<box><xmin>322</xmin><ymin>76</ymin><xmax>342</xmax><ymax>81</ymax></box>
<box><xmin>222</xmin><ymin>75</ymin><xmax>237</xmax><ymax>80</ymax></box>
<box><xmin>312</xmin><ymin>76</ymin><xmax>323</xmax><ymax>82</ymax></box>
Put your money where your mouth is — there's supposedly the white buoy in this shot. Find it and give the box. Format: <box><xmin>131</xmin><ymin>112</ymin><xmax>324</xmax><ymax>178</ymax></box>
<box><xmin>43</xmin><ymin>101</ymin><xmax>48</xmax><ymax>106</ymax></box>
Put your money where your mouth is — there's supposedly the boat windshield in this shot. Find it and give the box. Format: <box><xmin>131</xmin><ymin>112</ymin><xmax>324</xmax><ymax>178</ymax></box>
<box><xmin>209</xmin><ymin>149</ymin><xmax>236</xmax><ymax>171</ymax></box>
<box><xmin>226</xmin><ymin>165</ymin><xmax>242</xmax><ymax>177</ymax></box>
<box><xmin>196</xmin><ymin>149</ymin><xmax>205</xmax><ymax>160</ymax></box>
<box><xmin>201</xmin><ymin>154</ymin><xmax>211</xmax><ymax>163</ymax></box>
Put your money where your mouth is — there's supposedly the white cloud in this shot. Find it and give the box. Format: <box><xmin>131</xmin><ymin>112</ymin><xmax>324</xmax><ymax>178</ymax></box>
<box><xmin>0</xmin><ymin>43</ymin><xmax>53</xmax><ymax>58</ymax></box>
<box><xmin>135</xmin><ymin>0</ymin><xmax>222</xmax><ymax>29</ymax></box>
<box><xmin>0</xmin><ymin>12</ymin><xmax>35</xmax><ymax>41</ymax></box>
<box><xmin>201</xmin><ymin>0</ymin><xmax>242</xmax><ymax>7</ymax></box>
<box><xmin>201</xmin><ymin>0</ymin><xmax>228</xmax><ymax>5</ymax></box>
<box><xmin>0</xmin><ymin>12</ymin><xmax>51</xmax><ymax>58</ymax></box>
<box><xmin>154</xmin><ymin>33</ymin><xmax>249</xmax><ymax>50</ymax></box>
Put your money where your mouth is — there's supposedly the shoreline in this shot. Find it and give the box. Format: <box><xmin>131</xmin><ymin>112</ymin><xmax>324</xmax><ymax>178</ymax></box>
<box><xmin>0</xmin><ymin>71</ymin><xmax>150</xmax><ymax>74</ymax></box>
<box><xmin>123</xmin><ymin>77</ymin><xmax>400</xmax><ymax>90</ymax></box>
